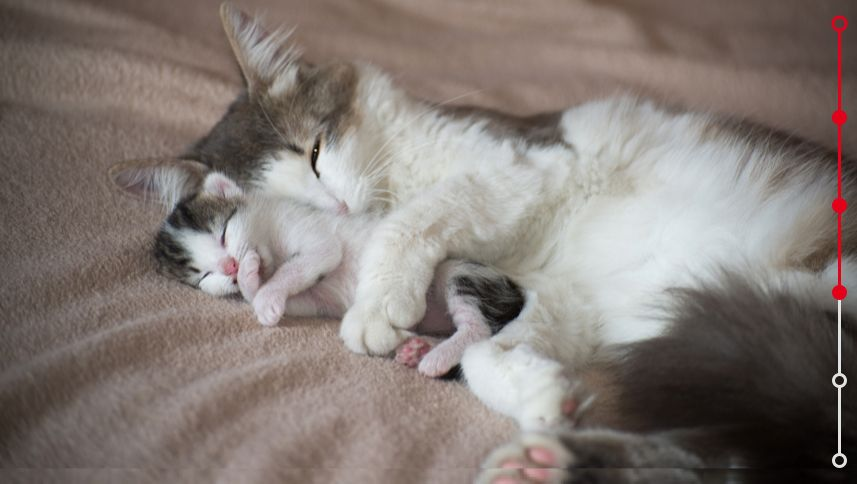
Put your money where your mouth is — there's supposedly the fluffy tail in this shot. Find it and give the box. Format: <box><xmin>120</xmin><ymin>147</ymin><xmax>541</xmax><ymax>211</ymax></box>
<box><xmin>612</xmin><ymin>274</ymin><xmax>854</xmax><ymax>477</ymax></box>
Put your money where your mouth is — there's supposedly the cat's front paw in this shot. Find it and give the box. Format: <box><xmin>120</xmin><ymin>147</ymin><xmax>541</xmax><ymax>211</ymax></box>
<box><xmin>339</xmin><ymin>304</ymin><xmax>413</xmax><ymax>355</ymax></box>
<box><xmin>253</xmin><ymin>286</ymin><xmax>286</xmax><ymax>327</ymax></box>
<box><xmin>339</xmin><ymin>281</ymin><xmax>426</xmax><ymax>354</ymax></box>
<box><xmin>238</xmin><ymin>251</ymin><xmax>261</xmax><ymax>302</ymax></box>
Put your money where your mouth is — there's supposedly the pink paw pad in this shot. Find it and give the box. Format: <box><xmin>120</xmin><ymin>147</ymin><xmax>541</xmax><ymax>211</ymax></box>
<box><xmin>527</xmin><ymin>447</ymin><xmax>556</xmax><ymax>466</ymax></box>
<box><xmin>394</xmin><ymin>337</ymin><xmax>432</xmax><ymax>368</ymax></box>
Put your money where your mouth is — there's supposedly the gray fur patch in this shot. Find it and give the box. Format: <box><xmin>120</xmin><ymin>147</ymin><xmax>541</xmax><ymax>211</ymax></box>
<box><xmin>607</xmin><ymin>272</ymin><xmax>855</xmax><ymax>475</ymax></box>
<box><xmin>437</xmin><ymin>104</ymin><xmax>568</xmax><ymax>148</ymax></box>
<box><xmin>448</xmin><ymin>262</ymin><xmax>525</xmax><ymax>333</ymax></box>
<box><xmin>186</xmin><ymin>62</ymin><xmax>358</xmax><ymax>188</ymax></box>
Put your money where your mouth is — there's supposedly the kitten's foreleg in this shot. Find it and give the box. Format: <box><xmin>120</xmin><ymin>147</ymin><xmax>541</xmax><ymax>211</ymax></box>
<box><xmin>253</xmin><ymin>243</ymin><xmax>343</xmax><ymax>326</ymax></box>
<box><xmin>340</xmin><ymin>166</ymin><xmax>549</xmax><ymax>355</ymax></box>
<box><xmin>237</xmin><ymin>249</ymin><xmax>262</xmax><ymax>302</ymax></box>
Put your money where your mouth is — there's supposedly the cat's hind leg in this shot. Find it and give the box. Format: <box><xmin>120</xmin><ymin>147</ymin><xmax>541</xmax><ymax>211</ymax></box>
<box><xmin>461</xmin><ymin>336</ymin><xmax>591</xmax><ymax>431</ymax></box>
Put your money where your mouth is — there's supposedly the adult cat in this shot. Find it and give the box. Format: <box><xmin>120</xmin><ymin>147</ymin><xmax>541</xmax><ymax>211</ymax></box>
<box><xmin>114</xmin><ymin>4</ymin><xmax>854</xmax><ymax>481</ymax></box>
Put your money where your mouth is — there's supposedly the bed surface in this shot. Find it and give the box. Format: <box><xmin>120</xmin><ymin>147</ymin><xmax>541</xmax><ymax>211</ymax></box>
<box><xmin>1</xmin><ymin>0</ymin><xmax>854</xmax><ymax>482</ymax></box>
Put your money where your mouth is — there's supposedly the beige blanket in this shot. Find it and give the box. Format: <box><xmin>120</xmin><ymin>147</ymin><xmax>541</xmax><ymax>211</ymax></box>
<box><xmin>1</xmin><ymin>0</ymin><xmax>854</xmax><ymax>482</ymax></box>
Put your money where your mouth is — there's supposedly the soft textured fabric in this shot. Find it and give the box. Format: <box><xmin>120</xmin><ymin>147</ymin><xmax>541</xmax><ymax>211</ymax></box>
<box><xmin>1</xmin><ymin>0</ymin><xmax>854</xmax><ymax>482</ymax></box>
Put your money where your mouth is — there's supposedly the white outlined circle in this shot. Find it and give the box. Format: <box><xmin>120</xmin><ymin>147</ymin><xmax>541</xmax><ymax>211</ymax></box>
<box><xmin>833</xmin><ymin>373</ymin><xmax>848</xmax><ymax>388</ymax></box>
<box><xmin>833</xmin><ymin>453</ymin><xmax>847</xmax><ymax>468</ymax></box>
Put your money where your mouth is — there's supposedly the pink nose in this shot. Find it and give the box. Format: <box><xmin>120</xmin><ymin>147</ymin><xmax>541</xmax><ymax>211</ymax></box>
<box><xmin>222</xmin><ymin>257</ymin><xmax>238</xmax><ymax>277</ymax></box>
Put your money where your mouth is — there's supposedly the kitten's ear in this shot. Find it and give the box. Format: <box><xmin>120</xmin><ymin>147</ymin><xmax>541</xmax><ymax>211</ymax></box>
<box><xmin>109</xmin><ymin>158</ymin><xmax>208</xmax><ymax>208</ymax></box>
<box><xmin>203</xmin><ymin>172</ymin><xmax>243</xmax><ymax>199</ymax></box>
<box><xmin>220</xmin><ymin>2</ymin><xmax>302</xmax><ymax>96</ymax></box>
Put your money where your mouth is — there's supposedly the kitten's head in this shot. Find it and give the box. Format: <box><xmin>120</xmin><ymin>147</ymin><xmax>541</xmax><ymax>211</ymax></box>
<box><xmin>185</xmin><ymin>3</ymin><xmax>390</xmax><ymax>214</ymax></box>
<box><xmin>154</xmin><ymin>172</ymin><xmax>246</xmax><ymax>297</ymax></box>
<box><xmin>114</xmin><ymin>161</ymin><xmax>248</xmax><ymax>296</ymax></box>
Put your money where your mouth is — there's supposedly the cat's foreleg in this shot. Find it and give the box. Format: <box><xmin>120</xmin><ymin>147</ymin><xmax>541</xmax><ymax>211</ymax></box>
<box><xmin>340</xmin><ymin>167</ymin><xmax>549</xmax><ymax>355</ymax></box>
<box><xmin>253</xmin><ymin>242</ymin><xmax>343</xmax><ymax>326</ymax></box>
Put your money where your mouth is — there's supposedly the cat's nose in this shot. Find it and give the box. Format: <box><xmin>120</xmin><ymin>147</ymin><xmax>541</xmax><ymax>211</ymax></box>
<box><xmin>222</xmin><ymin>257</ymin><xmax>238</xmax><ymax>277</ymax></box>
<box><xmin>337</xmin><ymin>201</ymin><xmax>349</xmax><ymax>215</ymax></box>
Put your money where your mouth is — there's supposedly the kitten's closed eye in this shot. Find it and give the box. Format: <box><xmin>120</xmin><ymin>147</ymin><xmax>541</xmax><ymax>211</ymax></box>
<box><xmin>220</xmin><ymin>208</ymin><xmax>237</xmax><ymax>247</ymax></box>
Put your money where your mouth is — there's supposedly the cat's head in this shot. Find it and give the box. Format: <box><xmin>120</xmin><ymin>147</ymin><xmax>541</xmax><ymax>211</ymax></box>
<box><xmin>115</xmin><ymin>161</ymin><xmax>249</xmax><ymax>296</ymax></box>
<box><xmin>111</xmin><ymin>4</ymin><xmax>395</xmax><ymax>215</ymax></box>
<box><xmin>189</xmin><ymin>4</ymin><xmax>392</xmax><ymax>214</ymax></box>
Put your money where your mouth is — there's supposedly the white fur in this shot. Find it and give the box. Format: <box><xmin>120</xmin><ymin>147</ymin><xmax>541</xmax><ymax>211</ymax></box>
<box><xmin>169</xmin><ymin>12</ymin><xmax>845</xmax><ymax>430</ymax></box>
<box><xmin>243</xmin><ymin>66</ymin><xmax>847</xmax><ymax>428</ymax></box>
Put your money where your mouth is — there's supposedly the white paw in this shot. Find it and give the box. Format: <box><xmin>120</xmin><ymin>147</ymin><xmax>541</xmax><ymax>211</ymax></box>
<box><xmin>338</xmin><ymin>279</ymin><xmax>425</xmax><ymax>355</ymax></box>
<box><xmin>253</xmin><ymin>286</ymin><xmax>285</xmax><ymax>327</ymax></box>
<box><xmin>339</xmin><ymin>303</ymin><xmax>413</xmax><ymax>355</ymax></box>
<box><xmin>477</xmin><ymin>432</ymin><xmax>572</xmax><ymax>484</ymax></box>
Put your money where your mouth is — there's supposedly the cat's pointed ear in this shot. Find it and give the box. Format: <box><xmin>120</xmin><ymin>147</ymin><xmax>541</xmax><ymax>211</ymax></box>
<box><xmin>202</xmin><ymin>172</ymin><xmax>243</xmax><ymax>199</ymax></box>
<box><xmin>220</xmin><ymin>2</ymin><xmax>302</xmax><ymax>96</ymax></box>
<box><xmin>109</xmin><ymin>158</ymin><xmax>208</xmax><ymax>209</ymax></box>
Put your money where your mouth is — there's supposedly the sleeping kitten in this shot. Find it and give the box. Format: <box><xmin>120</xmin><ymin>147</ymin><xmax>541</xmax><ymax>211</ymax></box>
<box><xmin>152</xmin><ymin>171</ymin><xmax>525</xmax><ymax>378</ymax></box>
<box><xmin>114</xmin><ymin>4</ymin><xmax>855</xmax><ymax>479</ymax></box>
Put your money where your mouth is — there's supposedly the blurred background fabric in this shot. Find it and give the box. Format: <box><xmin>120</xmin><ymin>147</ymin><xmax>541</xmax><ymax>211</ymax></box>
<box><xmin>1</xmin><ymin>0</ymin><xmax>854</xmax><ymax>482</ymax></box>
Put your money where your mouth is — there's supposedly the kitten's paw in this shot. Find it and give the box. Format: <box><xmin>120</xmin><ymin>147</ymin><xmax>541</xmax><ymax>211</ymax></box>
<box><xmin>238</xmin><ymin>252</ymin><xmax>261</xmax><ymax>301</ymax></box>
<box><xmin>417</xmin><ymin>342</ymin><xmax>463</xmax><ymax>378</ymax></box>
<box><xmin>477</xmin><ymin>432</ymin><xmax>572</xmax><ymax>484</ymax></box>
<box><xmin>395</xmin><ymin>337</ymin><xmax>433</xmax><ymax>368</ymax></box>
<box><xmin>253</xmin><ymin>286</ymin><xmax>286</xmax><ymax>327</ymax></box>
<box><xmin>339</xmin><ymin>304</ymin><xmax>413</xmax><ymax>355</ymax></box>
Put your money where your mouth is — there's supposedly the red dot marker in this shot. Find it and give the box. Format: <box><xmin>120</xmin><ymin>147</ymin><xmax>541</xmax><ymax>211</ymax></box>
<box><xmin>833</xmin><ymin>198</ymin><xmax>848</xmax><ymax>213</ymax></box>
<box><xmin>833</xmin><ymin>285</ymin><xmax>848</xmax><ymax>300</ymax></box>
<box><xmin>833</xmin><ymin>110</ymin><xmax>847</xmax><ymax>125</ymax></box>
<box><xmin>833</xmin><ymin>16</ymin><xmax>848</xmax><ymax>32</ymax></box>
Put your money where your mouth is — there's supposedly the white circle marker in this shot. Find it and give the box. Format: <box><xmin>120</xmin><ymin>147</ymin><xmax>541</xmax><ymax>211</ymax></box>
<box><xmin>833</xmin><ymin>452</ymin><xmax>847</xmax><ymax>468</ymax></box>
<box><xmin>833</xmin><ymin>373</ymin><xmax>848</xmax><ymax>389</ymax></box>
